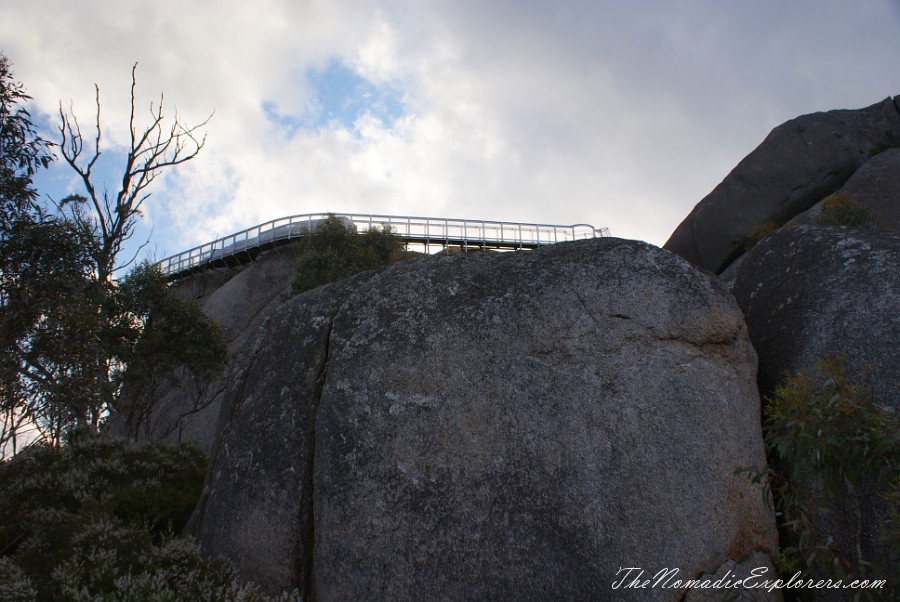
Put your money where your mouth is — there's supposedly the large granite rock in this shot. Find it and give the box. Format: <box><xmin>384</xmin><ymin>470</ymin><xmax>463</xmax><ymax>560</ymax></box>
<box><xmin>731</xmin><ymin>225</ymin><xmax>900</xmax><ymax>402</ymax></box>
<box><xmin>193</xmin><ymin>237</ymin><xmax>779</xmax><ymax>601</ymax></box>
<box><xmin>731</xmin><ymin>225</ymin><xmax>900</xmax><ymax>590</ymax></box>
<box><xmin>665</xmin><ymin>97</ymin><xmax>900</xmax><ymax>274</ymax></box>
<box><xmin>195</xmin><ymin>250</ymin><xmax>297</xmax><ymax>353</ymax></box>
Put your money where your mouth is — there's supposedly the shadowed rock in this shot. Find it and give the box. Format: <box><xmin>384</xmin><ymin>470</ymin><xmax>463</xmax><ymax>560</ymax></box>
<box><xmin>731</xmin><ymin>225</ymin><xmax>900</xmax><ymax>402</ymax></box>
<box><xmin>107</xmin><ymin>250</ymin><xmax>298</xmax><ymax>445</ymax></box>
<box><xmin>189</xmin><ymin>272</ymin><xmax>381</xmax><ymax>595</ymax></box>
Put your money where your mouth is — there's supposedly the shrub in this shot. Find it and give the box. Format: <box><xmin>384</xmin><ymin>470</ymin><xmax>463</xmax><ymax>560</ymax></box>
<box><xmin>0</xmin><ymin>438</ymin><xmax>207</xmax><ymax>548</ymax></box>
<box><xmin>49</xmin><ymin>524</ymin><xmax>296</xmax><ymax>602</ymax></box>
<box><xmin>758</xmin><ymin>354</ymin><xmax>900</xmax><ymax>589</ymax></box>
<box><xmin>0</xmin><ymin>438</ymin><xmax>302</xmax><ymax>601</ymax></box>
<box><xmin>290</xmin><ymin>214</ymin><xmax>406</xmax><ymax>295</ymax></box>
<box><xmin>814</xmin><ymin>192</ymin><xmax>882</xmax><ymax>230</ymax></box>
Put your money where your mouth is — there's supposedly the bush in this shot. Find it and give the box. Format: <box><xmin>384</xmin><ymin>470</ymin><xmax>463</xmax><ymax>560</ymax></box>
<box><xmin>49</xmin><ymin>524</ymin><xmax>292</xmax><ymax>602</ymax></box>
<box><xmin>0</xmin><ymin>438</ymin><xmax>206</xmax><ymax>547</ymax></box>
<box><xmin>290</xmin><ymin>214</ymin><xmax>406</xmax><ymax>295</ymax></box>
<box><xmin>814</xmin><ymin>192</ymin><xmax>882</xmax><ymax>230</ymax></box>
<box><xmin>758</xmin><ymin>354</ymin><xmax>900</xmax><ymax>589</ymax></box>
<box><xmin>0</xmin><ymin>439</ymin><xmax>301</xmax><ymax>601</ymax></box>
<box><xmin>20</xmin><ymin>519</ymin><xmax>299</xmax><ymax>601</ymax></box>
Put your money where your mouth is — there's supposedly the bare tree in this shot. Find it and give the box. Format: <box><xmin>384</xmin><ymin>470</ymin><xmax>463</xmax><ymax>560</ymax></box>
<box><xmin>58</xmin><ymin>62</ymin><xmax>212</xmax><ymax>283</ymax></box>
<box><xmin>2</xmin><ymin>59</ymin><xmax>226</xmax><ymax>451</ymax></box>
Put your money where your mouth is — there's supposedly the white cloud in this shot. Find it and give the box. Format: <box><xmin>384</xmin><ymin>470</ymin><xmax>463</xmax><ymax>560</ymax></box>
<box><xmin>4</xmin><ymin>0</ymin><xmax>900</xmax><ymax>258</ymax></box>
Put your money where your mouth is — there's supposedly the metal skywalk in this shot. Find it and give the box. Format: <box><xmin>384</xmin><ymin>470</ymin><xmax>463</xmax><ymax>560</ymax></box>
<box><xmin>158</xmin><ymin>213</ymin><xmax>610</xmax><ymax>278</ymax></box>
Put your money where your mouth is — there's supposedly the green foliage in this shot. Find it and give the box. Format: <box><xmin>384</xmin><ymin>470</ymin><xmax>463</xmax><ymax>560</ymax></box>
<box><xmin>1</xmin><ymin>215</ymin><xmax>111</xmax><ymax>445</ymax></box>
<box><xmin>0</xmin><ymin>438</ymin><xmax>207</xmax><ymax>553</ymax></box>
<box><xmin>290</xmin><ymin>214</ymin><xmax>405</xmax><ymax>295</ymax></box>
<box><xmin>112</xmin><ymin>263</ymin><xmax>228</xmax><ymax>440</ymax></box>
<box><xmin>814</xmin><ymin>192</ymin><xmax>882</xmax><ymax>230</ymax></box>
<box><xmin>0</xmin><ymin>246</ymin><xmax>228</xmax><ymax>445</ymax></box>
<box><xmin>0</xmin><ymin>56</ymin><xmax>111</xmax><ymax>449</ymax></box>
<box><xmin>0</xmin><ymin>439</ymin><xmax>301</xmax><ymax>601</ymax></box>
<box><xmin>0</xmin><ymin>53</ymin><xmax>53</xmax><ymax>231</ymax></box>
<box><xmin>47</xmin><ymin>526</ymin><xmax>297</xmax><ymax>602</ymax></box>
<box><xmin>760</xmin><ymin>353</ymin><xmax>900</xmax><ymax>586</ymax></box>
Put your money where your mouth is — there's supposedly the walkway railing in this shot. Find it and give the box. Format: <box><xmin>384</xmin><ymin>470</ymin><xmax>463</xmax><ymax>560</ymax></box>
<box><xmin>157</xmin><ymin>213</ymin><xmax>610</xmax><ymax>277</ymax></box>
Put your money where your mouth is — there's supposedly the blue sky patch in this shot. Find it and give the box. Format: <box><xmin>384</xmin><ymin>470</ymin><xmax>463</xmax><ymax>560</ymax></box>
<box><xmin>261</xmin><ymin>61</ymin><xmax>405</xmax><ymax>136</ymax></box>
<box><xmin>262</xmin><ymin>60</ymin><xmax>405</xmax><ymax>136</ymax></box>
<box><xmin>305</xmin><ymin>59</ymin><xmax>405</xmax><ymax>130</ymax></box>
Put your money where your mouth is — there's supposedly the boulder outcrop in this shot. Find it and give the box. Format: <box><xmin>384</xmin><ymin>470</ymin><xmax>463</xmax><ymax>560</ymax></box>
<box><xmin>192</xmin><ymin>237</ymin><xmax>779</xmax><ymax>600</ymax></box>
<box><xmin>664</xmin><ymin>97</ymin><xmax>900</xmax><ymax>273</ymax></box>
<box><xmin>731</xmin><ymin>225</ymin><xmax>900</xmax><ymax>403</ymax></box>
<box><xmin>731</xmin><ymin>225</ymin><xmax>900</xmax><ymax>589</ymax></box>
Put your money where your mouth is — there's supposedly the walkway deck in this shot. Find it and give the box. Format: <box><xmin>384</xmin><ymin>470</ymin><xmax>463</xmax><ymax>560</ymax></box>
<box><xmin>158</xmin><ymin>213</ymin><xmax>610</xmax><ymax>278</ymax></box>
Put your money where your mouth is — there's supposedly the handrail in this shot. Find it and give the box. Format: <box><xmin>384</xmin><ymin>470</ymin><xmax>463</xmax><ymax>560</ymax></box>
<box><xmin>157</xmin><ymin>212</ymin><xmax>610</xmax><ymax>277</ymax></box>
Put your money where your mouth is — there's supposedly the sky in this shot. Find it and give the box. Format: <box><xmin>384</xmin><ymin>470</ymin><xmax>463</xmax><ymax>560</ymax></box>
<box><xmin>2</xmin><ymin>0</ymin><xmax>900</xmax><ymax>263</ymax></box>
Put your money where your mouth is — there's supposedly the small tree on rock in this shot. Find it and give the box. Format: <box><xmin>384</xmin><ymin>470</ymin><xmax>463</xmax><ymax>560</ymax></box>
<box><xmin>291</xmin><ymin>214</ymin><xmax>406</xmax><ymax>295</ymax></box>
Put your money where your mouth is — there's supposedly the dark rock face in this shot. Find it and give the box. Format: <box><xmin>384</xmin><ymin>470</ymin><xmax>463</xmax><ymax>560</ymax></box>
<box><xmin>665</xmin><ymin>97</ymin><xmax>900</xmax><ymax>274</ymax></box>
<box><xmin>188</xmin><ymin>272</ymin><xmax>379</xmax><ymax>595</ymax></box>
<box><xmin>731</xmin><ymin>225</ymin><xmax>900</xmax><ymax>587</ymax></box>
<box><xmin>792</xmin><ymin>147</ymin><xmax>900</xmax><ymax>233</ymax></box>
<box><xmin>174</xmin><ymin>251</ymin><xmax>298</xmax><ymax>444</ymax></box>
<box><xmin>842</xmin><ymin>148</ymin><xmax>900</xmax><ymax>232</ymax></box>
<box><xmin>731</xmin><ymin>225</ymin><xmax>900</xmax><ymax>403</ymax></box>
<box><xmin>193</xmin><ymin>238</ymin><xmax>778</xmax><ymax>601</ymax></box>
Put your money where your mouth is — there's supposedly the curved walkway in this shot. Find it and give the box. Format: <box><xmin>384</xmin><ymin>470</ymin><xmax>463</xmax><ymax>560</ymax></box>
<box><xmin>158</xmin><ymin>213</ymin><xmax>610</xmax><ymax>278</ymax></box>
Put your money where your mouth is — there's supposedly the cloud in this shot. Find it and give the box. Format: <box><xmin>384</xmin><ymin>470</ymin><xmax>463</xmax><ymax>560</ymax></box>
<box><xmin>4</xmin><ymin>0</ymin><xmax>900</xmax><ymax>259</ymax></box>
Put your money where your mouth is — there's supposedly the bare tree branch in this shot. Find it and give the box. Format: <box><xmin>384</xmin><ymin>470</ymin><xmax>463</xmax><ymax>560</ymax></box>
<box><xmin>57</xmin><ymin>62</ymin><xmax>212</xmax><ymax>282</ymax></box>
<box><xmin>2</xmin><ymin>60</ymin><xmax>223</xmax><ymax>451</ymax></box>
